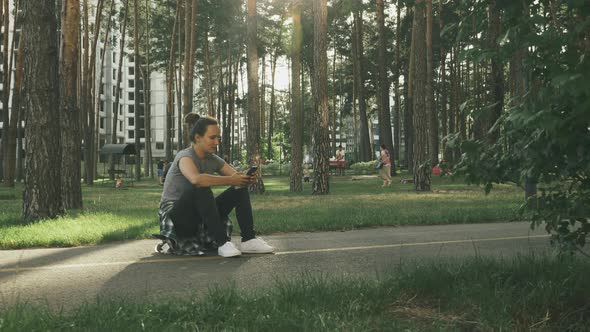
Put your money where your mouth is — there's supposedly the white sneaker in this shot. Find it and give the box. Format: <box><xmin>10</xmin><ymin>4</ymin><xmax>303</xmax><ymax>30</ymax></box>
<box><xmin>218</xmin><ymin>241</ymin><xmax>241</xmax><ymax>257</ymax></box>
<box><xmin>240</xmin><ymin>238</ymin><xmax>274</xmax><ymax>254</ymax></box>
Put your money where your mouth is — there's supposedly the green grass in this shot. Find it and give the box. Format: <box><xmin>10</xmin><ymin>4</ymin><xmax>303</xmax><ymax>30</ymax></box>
<box><xmin>1</xmin><ymin>254</ymin><xmax>588</xmax><ymax>331</ymax></box>
<box><xmin>0</xmin><ymin>173</ymin><xmax>523</xmax><ymax>249</ymax></box>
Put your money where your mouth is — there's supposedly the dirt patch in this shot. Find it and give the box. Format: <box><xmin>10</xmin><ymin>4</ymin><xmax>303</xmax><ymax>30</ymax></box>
<box><xmin>390</xmin><ymin>295</ymin><xmax>481</xmax><ymax>330</ymax></box>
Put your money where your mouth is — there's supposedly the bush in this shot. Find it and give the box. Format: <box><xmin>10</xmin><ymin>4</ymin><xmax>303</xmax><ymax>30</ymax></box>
<box><xmin>262</xmin><ymin>162</ymin><xmax>291</xmax><ymax>176</ymax></box>
<box><xmin>350</xmin><ymin>160</ymin><xmax>379</xmax><ymax>175</ymax></box>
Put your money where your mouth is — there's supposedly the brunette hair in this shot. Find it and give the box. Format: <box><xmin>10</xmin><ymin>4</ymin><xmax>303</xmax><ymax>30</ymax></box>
<box><xmin>190</xmin><ymin>116</ymin><xmax>218</xmax><ymax>142</ymax></box>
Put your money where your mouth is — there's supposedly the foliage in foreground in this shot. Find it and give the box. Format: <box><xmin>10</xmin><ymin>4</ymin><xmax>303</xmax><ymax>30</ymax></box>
<box><xmin>1</xmin><ymin>255</ymin><xmax>588</xmax><ymax>331</ymax></box>
<box><xmin>455</xmin><ymin>1</ymin><xmax>590</xmax><ymax>253</ymax></box>
<box><xmin>0</xmin><ymin>176</ymin><xmax>522</xmax><ymax>249</ymax></box>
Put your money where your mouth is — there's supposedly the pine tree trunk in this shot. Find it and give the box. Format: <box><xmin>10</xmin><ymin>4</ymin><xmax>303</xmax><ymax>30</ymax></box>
<box><xmin>60</xmin><ymin>0</ymin><xmax>83</xmax><ymax>209</ymax></box>
<box><xmin>142</xmin><ymin>1</ymin><xmax>152</xmax><ymax>178</ymax></box>
<box><xmin>376</xmin><ymin>0</ymin><xmax>394</xmax><ymax>173</ymax></box>
<box><xmin>267</xmin><ymin>52</ymin><xmax>277</xmax><ymax>161</ymax></box>
<box><xmin>289</xmin><ymin>0</ymin><xmax>303</xmax><ymax>193</ymax></box>
<box><xmin>487</xmin><ymin>0</ymin><xmax>504</xmax><ymax>144</ymax></box>
<box><xmin>312</xmin><ymin>0</ymin><xmax>330</xmax><ymax>194</ymax></box>
<box><xmin>133</xmin><ymin>0</ymin><xmax>141</xmax><ymax>180</ymax></box>
<box><xmin>246</xmin><ymin>0</ymin><xmax>263</xmax><ymax>194</ymax></box>
<box><xmin>181</xmin><ymin>0</ymin><xmax>191</xmax><ymax>145</ymax></box>
<box><xmin>405</xmin><ymin>6</ymin><xmax>415</xmax><ymax>172</ymax></box>
<box><xmin>22</xmin><ymin>0</ymin><xmax>63</xmax><ymax>221</ymax></box>
<box><xmin>260</xmin><ymin>54</ymin><xmax>266</xmax><ymax>139</ymax></box>
<box><xmin>166</xmin><ymin>0</ymin><xmax>180</xmax><ymax>161</ymax></box>
<box><xmin>3</xmin><ymin>0</ymin><xmax>21</xmax><ymax>187</ymax></box>
<box><xmin>412</xmin><ymin>0</ymin><xmax>431</xmax><ymax>191</ymax></box>
<box><xmin>1</xmin><ymin>0</ymin><xmax>10</xmax><ymax>184</ymax></box>
<box><xmin>393</xmin><ymin>1</ymin><xmax>401</xmax><ymax>167</ymax></box>
<box><xmin>353</xmin><ymin>10</ymin><xmax>371</xmax><ymax>162</ymax></box>
<box><xmin>204</xmin><ymin>18</ymin><xmax>215</xmax><ymax>117</ymax></box>
<box><xmin>425</xmin><ymin>0</ymin><xmax>438</xmax><ymax>166</ymax></box>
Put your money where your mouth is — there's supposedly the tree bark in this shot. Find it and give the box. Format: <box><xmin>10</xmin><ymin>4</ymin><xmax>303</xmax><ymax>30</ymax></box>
<box><xmin>247</xmin><ymin>0</ymin><xmax>264</xmax><ymax>194</ymax></box>
<box><xmin>60</xmin><ymin>0</ymin><xmax>83</xmax><ymax>209</ymax></box>
<box><xmin>133</xmin><ymin>0</ymin><xmax>141</xmax><ymax>180</ymax></box>
<box><xmin>22</xmin><ymin>0</ymin><xmax>63</xmax><ymax>221</ymax></box>
<box><xmin>412</xmin><ymin>0</ymin><xmax>431</xmax><ymax>191</ymax></box>
<box><xmin>405</xmin><ymin>5</ymin><xmax>415</xmax><ymax>172</ymax></box>
<box><xmin>393</xmin><ymin>1</ymin><xmax>401</xmax><ymax>167</ymax></box>
<box><xmin>3</xmin><ymin>0</ymin><xmax>21</xmax><ymax>187</ymax></box>
<box><xmin>312</xmin><ymin>0</ymin><xmax>330</xmax><ymax>194</ymax></box>
<box><xmin>425</xmin><ymin>0</ymin><xmax>438</xmax><ymax>166</ymax></box>
<box><xmin>376</xmin><ymin>0</ymin><xmax>395</xmax><ymax>173</ymax></box>
<box><xmin>165</xmin><ymin>0</ymin><xmax>180</xmax><ymax>161</ymax></box>
<box><xmin>1</xmin><ymin>0</ymin><xmax>10</xmax><ymax>184</ymax></box>
<box><xmin>487</xmin><ymin>0</ymin><xmax>504</xmax><ymax>144</ymax></box>
<box><xmin>353</xmin><ymin>9</ymin><xmax>371</xmax><ymax>162</ymax></box>
<box><xmin>110</xmin><ymin>0</ymin><xmax>129</xmax><ymax>179</ymax></box>
<box><xmin>289</xmin><ymin>0</ymin><xmax>303</xmax><ymax>193</ymax></box>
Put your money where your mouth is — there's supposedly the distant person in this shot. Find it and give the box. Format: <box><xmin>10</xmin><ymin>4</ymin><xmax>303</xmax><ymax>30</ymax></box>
<box><xmin>335</xmin><ymin>145</ymin><xmax>345</xmax><ymax>176</ymax></box>
<box><xmin>159</xmin><ymin>115</ymin><xmax>274</xmax><ymax>257</ymax></box>
<box><xmin>379</xmin><ymin>144</ymin><xmax>392</xmax><ymax>187</ymax></box>
<box><xmin>432</xmin><ymin>163</ymin><xmax>441</xmax><ymax>176</ymax></box>
<box><xmin>157</xmin><ymin>159</ymin><xmax>165</xmax><ymax>185</ymax></box>
<box><xmin>303</xmin><ymin>164</ymin><xmax>310</xmax><ymax>183</ymax></box>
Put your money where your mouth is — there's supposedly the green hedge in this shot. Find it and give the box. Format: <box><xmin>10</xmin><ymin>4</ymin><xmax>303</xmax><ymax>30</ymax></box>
<box><xmin>350</xmin><ymin>160</ymin><xmax>379</xmax><ymax>175</ymax></box>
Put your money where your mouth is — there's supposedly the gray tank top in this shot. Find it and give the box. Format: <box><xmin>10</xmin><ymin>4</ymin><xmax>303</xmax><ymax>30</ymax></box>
<box><xmin>160</xmin><ymin>147</ymin><xmax>225</xmax><ymax>205</ymax></box>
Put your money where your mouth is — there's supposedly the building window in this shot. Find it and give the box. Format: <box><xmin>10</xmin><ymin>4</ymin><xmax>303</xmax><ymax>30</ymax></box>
<box><xmin>128</xmin><ymin>92</ymin><xmax>134</xmax><ymax>100</ymax></box>
<box><xmin>128</xmin><ymin>105</ymin><xmax>134</xmax><ymax>113</ymax></box>
<box><xmin>129</xmin><ymin>117</ymin><xmax>134</xmax><ymax>126</ymax></box>
<box><xmin>112</xmin><ymin>69</ymin><xmax>116</xmax><ymax>79</ymax></box>
<box><xmin>156</xmin><ymin>142</ymin><xmax>164</xmax><ymax>150</ymax></box>
<box><xmin>128</xmin><ymin>80</ymin><xmax>134</xmax><ymax>88</ymax></box>
<box><xmin>100</xmin><ymin>117</ymin><xmax>104</xmax><ymax>129</ymax></box>
<box><xmin>128</xmin><ymin>130</ymin><xmax>134</xmax><ymax>139</ymax></box>
<box><xmin>119</xmin><ymin>120</ymin><xmax>123</xmax><ymax>131</ymax></box>
<box><xmin>128</xmin><ymin>66</ymin><xmax>134</xmax><ymax>75</ymax></box>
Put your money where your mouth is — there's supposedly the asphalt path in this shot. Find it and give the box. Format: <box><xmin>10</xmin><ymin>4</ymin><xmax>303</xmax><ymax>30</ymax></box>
<box><xmin>0</xmin><ymin>221</ymin><xmax>552</xmax><ymax>311</ymax></box>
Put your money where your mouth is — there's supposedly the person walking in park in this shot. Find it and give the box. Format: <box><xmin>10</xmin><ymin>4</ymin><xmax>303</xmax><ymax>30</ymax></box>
<box><xmin>379</xmin><ymin>144</ymin><xmax>392</xmax><ymax>187</ymax></box>
<box><xmin>335</xmin><ymin>145</ymin><xmax>345</xmax><ymax>176</ymax></box>
<box><xmin>159</xmin><ymin>115</ymin><xmax>274</xmax><ymax>257</ymax></box>
<box><xmin>157</xmin><ymin>159</ymin><xmax>166</xmax><ymax>185</ymax></box>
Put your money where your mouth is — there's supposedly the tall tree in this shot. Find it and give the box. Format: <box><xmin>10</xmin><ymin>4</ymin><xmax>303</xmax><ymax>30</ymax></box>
<box><xmin>247</xmin><ymin>0</ymin><xmax>263</xmax><ymax>193</ymax></box>
<box><xmin>133</xmin><ymin>0</ymin><xmax>142</xmax><ymax>180</ymax></box>
<box><xmin>22</xmin><ymin>0</ymin><xmax>63</xmax><ymax>220</ymax></box>
<box><xmin>3</xmin><ymin>0</ymin><xmax>21</xmax><ymax>187</ymax></box>
<box><xmin>82</xmin><ymin>0</ymin><xmax>104</xmax><ymax>185</ymax></box>
<box><xmin>352</xmin><ymin>7</ymin><xmax>371</xmax><ymax>162</ymax></box>
<box><xmin>312</xmin><ymin>0</ymin><xmax>330</xmax><ymax>194</ymax></box>
<box><xmin>109</xmin><ymin>0</ymin><xmax>129</xmax><ymax>179</ymax></box>
<box><xmin>425</xmin><ymin>0</ymin><xmax>437</xmax><ymax>165</ymax></box>
<box><xmin>487</xmin><ymin>0</ymin><xmax>504</xmax><ymax>144</ymax></box>
<box><xmin>181</xmin><ymin>0</ymin><xmax>196</xmax><ymax>147</ymax></box>
<box><xmin>289</xmin><ymin>0</ymin><xmax>303</xmax><ymax>193</ymax></box>
<box><xmin>166</xmin><ymin>0</ymin><xmax>181</xmax><ymax>161</ymax></box>
<box><xmin>411</xmin><ymin>0</ymin><xmax>431</xmax><ymax>191</ymax></box>
<box><xmin>376</xmin><ymin>0</ymin><xmax>394</xmax><ymax>172</ymax></box>
<box><xmin>60</xmin><ymin>0</ymin><xmax>83</xmax><ymax>209</ymax></box>
<box><xmin>0</xmin><ymin>0</ymin><xmax>10</xmax><ymax>184</ymax></box>
<box><xmin>393</xmin><ymin>1</ymin><xmax>401</xmax><ymax>166</ymax></box>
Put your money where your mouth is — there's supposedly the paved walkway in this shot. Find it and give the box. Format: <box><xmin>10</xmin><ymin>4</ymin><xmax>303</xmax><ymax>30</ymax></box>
<box><xmin>0</xmin><ymin>221</ymin><xmax>551</xmax><ymax>310</ymax></box>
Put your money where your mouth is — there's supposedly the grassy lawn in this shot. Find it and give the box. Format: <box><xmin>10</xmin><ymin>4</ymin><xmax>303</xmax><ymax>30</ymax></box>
<box><xmin>1</xmin><ymin>254</ymin><xmax>588</xmax><ymax>331</ymax></box>
<box><xmin>0</xmin><ymin>173</ymin><xmax>523</xmax><ymax>249</ymax></box>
